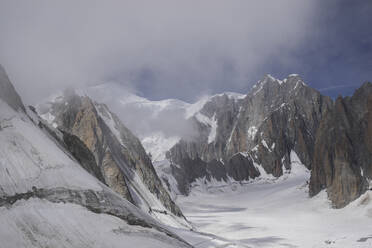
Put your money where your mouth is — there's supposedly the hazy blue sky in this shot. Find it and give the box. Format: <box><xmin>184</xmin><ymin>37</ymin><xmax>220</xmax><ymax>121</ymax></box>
<box><xmin>0</xmin><ymin>0</ymin><xmax>371</xmax><ymax>103</ymax></box>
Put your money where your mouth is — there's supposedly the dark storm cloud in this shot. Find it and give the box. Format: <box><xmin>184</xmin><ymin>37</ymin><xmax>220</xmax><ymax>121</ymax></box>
<box><xmin>267</xmin><ymin>0</ymin><xmax>372</xmax><ymax>98</ymax></box>
<box><xmin>0</xmin><ymin>0</ymin><xmax>319</xmax><ymax>104</ymax></box>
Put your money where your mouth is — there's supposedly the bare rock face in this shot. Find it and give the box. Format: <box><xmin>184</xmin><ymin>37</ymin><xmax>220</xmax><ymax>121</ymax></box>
<box><xmin>33</xmin><ymin>115</ymin><xmax>105</xmax><ymax>183</ymax></box>
<box><xmin>40</xmin><ymin>91</ymin><xmax>183</xmax><ymax>217</ymax></box>
<box><xmin>168</xmin><ymin>74</ymin><xmax>332</xmax><ymax>194</ymax></box>
<box><xmin>310</xmin><ymin>82</ymin><xmax>372</xmax><ymax>208</ymax></box>
<box><xmin>60</xmin><ymin>130</ymin><xmax>106</xmax><ymax>183</ymax></box>
<box><xmin>226</xmin><ymin>153</ymin><xmax>260</xmax><ymax>181</ymax></box>
<box><xmin>0</xmin><ymin>64</ymin><xmax>25</xmax><ymax>112</ymax></box>
<box><xmin>63</xmin><ymin>95</ymin><xmax>135</xmax><ymax>202</ymax></box>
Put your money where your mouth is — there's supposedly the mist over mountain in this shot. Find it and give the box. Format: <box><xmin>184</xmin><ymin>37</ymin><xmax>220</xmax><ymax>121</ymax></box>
<box><xmin>1</xmin><ymin>1</ymin><xmax>372</xmax><ymax>247</ymax></box>
<box><xmin>37</xmin><ymin>70</ymin><xmax>372</xmax><ymax>247</ymax></box>
<box><xmin>1</xmin><ymin>0</ymin><xmax>371</xmax><ymax>104</ymax></box>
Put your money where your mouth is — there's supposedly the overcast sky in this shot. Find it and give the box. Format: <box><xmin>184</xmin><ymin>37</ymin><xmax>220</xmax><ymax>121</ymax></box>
<box><xmin>0</xmin><ymin>0</ymin><xmax>371</xmax><ymax>104</ymax></box>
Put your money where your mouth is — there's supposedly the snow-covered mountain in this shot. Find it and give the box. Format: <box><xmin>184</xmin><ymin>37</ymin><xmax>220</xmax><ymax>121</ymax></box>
<box><xmin>166</xmin><ymin>74</ymin><xmax>333</xmax><ymax>194</ymax></box>
<box><xmin>80</xmin><ymin>75</ymin><xmax>372</xmax><ymax>209</ymax></box>
<box><xmin>79</xmin><ymin>82</ymin><xmax>246</xmax><ymax>162</ymax></box>
<box><xmin>2</xmin><ymin>62</ymin><xmax>372</xmax><ymax>247</ymax></box>
<box><xmin>0</xmin><ymin>65</ymin><xmax>192</xmax><ymax>248</ymax></box>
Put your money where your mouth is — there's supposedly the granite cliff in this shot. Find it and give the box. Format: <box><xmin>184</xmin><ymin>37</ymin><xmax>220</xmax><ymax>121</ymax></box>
<box><xmin>37</xmin><ymin>90</ymin><xmax>185</xmax><ymax>220</ymax></box>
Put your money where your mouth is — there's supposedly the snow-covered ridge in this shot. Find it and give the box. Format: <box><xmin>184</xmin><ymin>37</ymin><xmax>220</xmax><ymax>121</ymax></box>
<box><xmin>73</xmin><ymin>83</ymin><xmax>249</xmax><ymax>160</ymax></box>
<box><xmin>0</xmin><ymin>96</ymin><xmax>194</xmax><ymax>247</ymax></box>
<box><xmin>37</xmin><ymin>74</ymin><xmax>305</xmax><ymax>165</ymax></box>
<box><xmin>251</xmin><ymin>73</ymin><xmax>307</xmax><ymax>95</ymax></box>
<box><xmin>141</xmin><ymin>133</ymin><xmax>180</xmax><ymax>162</ymax></box>
<box><xmin>212</xmin><ymin>92</ymin><xmax>246</xmax><ymax>100</ymax></box>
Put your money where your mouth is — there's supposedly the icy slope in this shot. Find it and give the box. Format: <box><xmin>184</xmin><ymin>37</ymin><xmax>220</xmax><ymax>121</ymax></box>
<box><xmin>0</xmin><ymin>199</ymin><xmax>188</xmax><ymax>248</ymax></box>
<box><xmin>0</xmin><ymin>98</ymin><xmax>191</xmax><ymax>247</ymax></box>
<box><xmin>0</xmin><ymin>101</ymin><xmax>101</xmax><ymax>195</ymax></box>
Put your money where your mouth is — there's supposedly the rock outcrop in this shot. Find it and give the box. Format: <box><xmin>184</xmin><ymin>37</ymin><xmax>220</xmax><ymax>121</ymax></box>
<box><xmin>38</xmin><ymin>90</ymin><xmax>184</xmax><ymax>217</ymax></box>
<box><xmin>310</xmin><ymin>82</ymin><xmax>372</xmax><ymax>208</ymax></box>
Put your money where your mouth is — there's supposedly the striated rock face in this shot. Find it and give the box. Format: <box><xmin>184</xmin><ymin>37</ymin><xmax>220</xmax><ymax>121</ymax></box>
<box><xmin>167</xmin><ymin>74</ymin><xmax>332</xmax><ymax>194</ymax></box>
<box><xmin>226</xmin><ymin>153</ymin><xmax>260</xmax><ymax>181</ymax></box>
<box><xmin>310</xmin><ymin>82</ymin><xmax>372</xmax><ymax>208</ymax></box>
<box><xmin>31</xmin><ymin>110</ymin><xmax>105</xmax><ymax>183</ymax></box>
<box><xmin>39</xmin><ymin>91</ymin><xmax>184</xmax><ymax>217</ymax></box>
<box><xmin>60</xmin><ymin>130</ymin><xmax>106</xmax><ymax>183</ymax></box>
<box><xmin>166</xmin><ymin>76</ymin><xmax>372</xmax><ymax>207</ymax></box>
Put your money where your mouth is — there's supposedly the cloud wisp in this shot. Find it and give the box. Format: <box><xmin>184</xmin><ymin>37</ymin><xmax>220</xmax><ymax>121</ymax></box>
<box><xmin>0</xmin><ymin>0</ymin><xmax>318</xmax><ymax>104</ymax></box>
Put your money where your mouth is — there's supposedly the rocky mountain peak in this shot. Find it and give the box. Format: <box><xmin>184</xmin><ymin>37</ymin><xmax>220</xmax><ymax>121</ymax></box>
<box><xmin>250</xmin><ymin>74</ymin><xmax>277</xmax><ymax>95</ymax></box>
<box><xmin>38</xmin><ymin>91</ymin><xmax>185</xmax><ymax>219</ymax></box>
<box><xmin>250</xmin><ymin>73</ymin><xmax>309</xmax><ymax>99</ymax></box>
<box><xmin>0</xmin><ymin>64</ymin><xmax>25</xmax><ymax>112</ymax></box>
<box><xmin>359</xmin><ymin>81</ymin><xmax>372</xmax><ymax>90</ymax></box>
<box><xmin>352</xmin><ymin>81</ymin><xmax>372</xmax><ymax>101</ymax></box>
<box><xmin>165</xmin><ymin>73</ymin><xmax>333</xmax><ymax>194</ymax></box>
<box><xmin>310</xmin><ymin>83</ymin><xmax>372</xmax><ymax>208</ymax></box>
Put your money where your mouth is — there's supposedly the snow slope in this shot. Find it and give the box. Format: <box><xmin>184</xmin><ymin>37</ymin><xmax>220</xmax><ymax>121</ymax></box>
<box><xmin>177</xmin><ymin>151</ymin><xmax>372</xmax><ymax>248</ymax></box>
<box><xmin>0</xmin><ymin>99</ymin><xmax>191</xmax><ymax>248</ymax></box>
<box><xmin>0</xmin><ymin>100</ymin><xmax>101</xmax><ymax>195</ymax></box>
<box><xmin>0</xmin><ymin>199</ymin><xmax>188</xmax><ymax>248</ymax></box>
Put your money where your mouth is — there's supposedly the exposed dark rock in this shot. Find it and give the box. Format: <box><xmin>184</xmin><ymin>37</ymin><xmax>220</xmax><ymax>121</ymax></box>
<box><xmin>166</xmin><ymin>75</ymin><xmax>372</xmax><ymax>208</ymax></box>
<box><xmin>310</xmin><ymin>82</ymin><xmax>372</xmax><ymax>207</ymax></box>
<box><xmin>226</xmin><ymin>153</ymin><xmax>259</xmax><ymax>181</ymax></box>
<box><xmin>61</xmin><ymin>130</ymin><xmax>106</xmax><ymax>183</ymax></box>
<box><xmin>168</xmin><ymin>74</ymin><xmax>332</xmax><ymax>194</ymax></box>
<box><xmin>170</xmin><ymin>156</ymin><xmax>208</xmax><ymax>195</ymax></box>
<box><xmin>206</xmin><ymin>159</ymin><xmax>227</xmax><ymax>181</ymax></box>
<box><xmin>41</xmin><ymin>92</ymin><xmax>183</xmax><ymax>217</ymax></box>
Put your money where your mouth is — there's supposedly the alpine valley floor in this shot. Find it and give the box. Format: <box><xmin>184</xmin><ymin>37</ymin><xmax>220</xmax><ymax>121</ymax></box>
<box><xmin>172</xmin><ymin>153</ymin><xmax>372</xmax><ymax>248</ymax></box>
